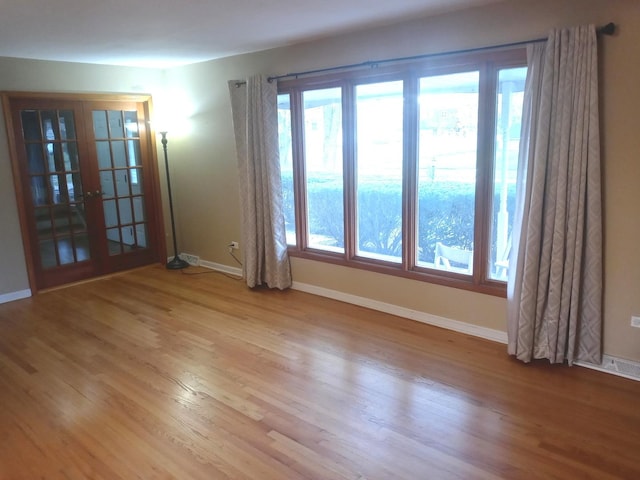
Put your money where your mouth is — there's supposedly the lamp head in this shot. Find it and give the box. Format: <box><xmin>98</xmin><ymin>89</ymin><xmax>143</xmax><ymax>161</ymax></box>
<box><xmin>159</xmin><ymin>130</ymin><xmax>168</xmax><ymax>147</ymax></box>
<box><xmin>153</xmin><ymin>87</ymin><xmax>193</xmax><ymax>138</ymax></box>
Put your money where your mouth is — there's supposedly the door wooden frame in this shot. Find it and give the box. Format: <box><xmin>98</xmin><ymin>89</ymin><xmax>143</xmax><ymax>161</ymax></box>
<box><xmin>2</xmin><ymin>91</ymin><xmax>167</xmax><ymax>293</ymax></box>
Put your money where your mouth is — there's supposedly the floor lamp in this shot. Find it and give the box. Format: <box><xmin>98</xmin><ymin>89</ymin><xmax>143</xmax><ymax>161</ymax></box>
<box><xmin>160</xmin><ymin>131</ymin><xmax>189</xmax><ymax>270</ymax></box>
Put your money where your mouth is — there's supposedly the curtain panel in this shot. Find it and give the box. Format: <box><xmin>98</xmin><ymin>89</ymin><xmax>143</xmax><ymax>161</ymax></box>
<box><xmin>508</xmin><ymin>25</ymin><xmax>602</xmax><ymax>365</ymax></box>
<box><xmin>228</xmin><ymin>75</ymin><xmax>292</xmax><ymax>290</ymax></box>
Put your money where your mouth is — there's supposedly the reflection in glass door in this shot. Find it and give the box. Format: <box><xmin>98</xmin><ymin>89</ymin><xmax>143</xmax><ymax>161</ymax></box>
<box><xmin>93</xmin><ymin>109</ymin><xmax>148</xmax><ymax>257</ymax></box>
<box><xmin>20</xmin><ymin>109</ymin><xmax>91</xmax><ymax>269</ymax></box>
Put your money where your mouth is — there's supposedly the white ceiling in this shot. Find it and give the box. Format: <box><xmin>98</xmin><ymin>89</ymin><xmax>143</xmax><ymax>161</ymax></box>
<box><xmin>0</xmin><ymin>0</ymin><xmax>505</xmax><ymax>69</ymax></box>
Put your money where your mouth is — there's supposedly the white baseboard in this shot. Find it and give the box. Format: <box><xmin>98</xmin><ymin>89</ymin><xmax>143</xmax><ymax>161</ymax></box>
<box><xmin>291</xmin><ymin>281</ymin><xmax>508</xmax><ymax>344</ymax></box>
<box><xmin>199</xmin><ymin>259</ymin><xmax>638</xmax><ymax>382</ymax></box>
<box><xmin>0</xmin><ymin>289</ymin><xmax>32</xmax><ymax>305</ymax></box>
<box><xmin>198</xmin><ymin>259</ymin><xmax>243</xmax><ymax>277</ymax></box>
<box><xmin>197</xmin><ymin>260</ymin><xmax>506</xmax><ymax>343</ymax></box>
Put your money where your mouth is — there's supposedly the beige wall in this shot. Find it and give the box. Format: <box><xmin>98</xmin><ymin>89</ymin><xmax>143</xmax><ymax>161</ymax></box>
<box><xmin>1</xmin><ymin>0</ymin><xmax>638</xmax><ymax>363</ymax></box>
<box><xmin>165</xmin><ymin>0</ymin><xmax>640</xmax><ymax>362</ymax></box>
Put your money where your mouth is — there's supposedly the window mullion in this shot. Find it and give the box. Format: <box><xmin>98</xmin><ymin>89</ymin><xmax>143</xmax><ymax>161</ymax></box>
<box><xmin>474</xmin><ymin>63</ymin><xmax>498</xmax><ymax>285</ymax></box>
<box><xmin>290</xmin><ymin>89</ymin><xmax>308</xmax><ymax>251</ymax></box>
<box><xmin>403</xmin><ymin>74</ymin><xmax>419</xmax><ymax>272</ymax></box>
<box><xmin>342</xmin><ymin>82</ymin><xmax>356</xmax><ymax>260</ymax></box>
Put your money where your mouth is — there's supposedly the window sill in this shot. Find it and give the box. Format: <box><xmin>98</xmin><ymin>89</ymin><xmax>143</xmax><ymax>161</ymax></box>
<box><xmin>288</xmin><ymin>248</ymin><xmax>507</xmax><ymax>298</ymax></box>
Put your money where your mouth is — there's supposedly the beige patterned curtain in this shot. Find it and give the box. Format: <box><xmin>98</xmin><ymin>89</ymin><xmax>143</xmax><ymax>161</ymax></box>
<box><xmin>507</xmin><ymin>25</ymin><xmax>602</xmax><ymax>365</ymax></box>
<box><xmin>228</xmin><ymin>75</ymin><xmax>292</xmax><ymax>290</ymax></box>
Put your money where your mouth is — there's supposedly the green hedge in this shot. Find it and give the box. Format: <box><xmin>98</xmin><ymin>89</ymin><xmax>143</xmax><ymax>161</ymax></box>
<box><xmin>281</xmin><ymin>172</ymin><xmax>515</xmax><ymax>263</ymax></box>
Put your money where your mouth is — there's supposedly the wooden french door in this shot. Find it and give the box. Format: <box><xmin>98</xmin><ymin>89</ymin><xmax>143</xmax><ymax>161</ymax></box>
<box><xmin>3</xmin><ymin>93</ymin><xmax>166</xmax><ymax>291</ymax></box>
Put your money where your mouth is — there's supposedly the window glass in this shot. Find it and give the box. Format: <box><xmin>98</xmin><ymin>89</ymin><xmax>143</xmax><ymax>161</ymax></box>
<box><xmin>355</xmin><ymin>80</ymin><xmax>404</xmax><ymax>263</ymax></box>
<box><xmin>489</xmin><ymin>67</ymin><xmax>527</xmax><ymax>281</ymax></box>
<box><xmin>21</xmin><ymin>110</ymin><xmax>42</xmax><ymax>141</ymax></box>
<box><xmin>303</xmin><ymin>88</ymin><xmax>344</xmax><ymax>253</ymax></box>
<box><xmin>417</xmin><ymin>71</ymin><xmax>479</xmax><ymax>274</ymax></box>
<box><xmin>277</xmin><ymin>93</ymin><xmax>296</xmax><ymax>245</ymax></box>
<box><xmin>108</xmin><ymin>110</ymin><xmax>125</xmax><ymax>138</ymax></box>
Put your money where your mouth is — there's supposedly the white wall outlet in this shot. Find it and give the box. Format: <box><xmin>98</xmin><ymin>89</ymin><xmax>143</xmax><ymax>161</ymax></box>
<box><xmin>631</xmin><ymin>316</ymin><xmax>640</xmax><ymax>328</ymax></box>
<box><xmin>230</xmin><ymin>241</ymin><xmax>239</xmax><ymax>250</ymax></box>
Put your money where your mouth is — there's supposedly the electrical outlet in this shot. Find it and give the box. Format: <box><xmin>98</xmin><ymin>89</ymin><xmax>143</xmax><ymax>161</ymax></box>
<box><xmin>631</xmin><ymin>316</ymin><xmax>640</xmax><ymax>328</ymax></box>
<box><xmin>227</xmin><ymin>241</ymin><xmax>239</xmax><ymax>254</ymax></box>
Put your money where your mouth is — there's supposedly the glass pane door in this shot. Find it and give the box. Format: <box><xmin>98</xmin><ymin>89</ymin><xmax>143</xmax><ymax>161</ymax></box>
<box><xmin>6</xmin><ymin>93</ymin><xmax>162</xmax><ymax>291</ymax></box>
<box><xmin>93</xmin><ymin>109</ymin><xmax>149</xmax><ymax>257</ymax></box>
<box><xmin>20</xmin><ymin>109</ymin><xmax>91</xmax><ymax>269</ymax></box>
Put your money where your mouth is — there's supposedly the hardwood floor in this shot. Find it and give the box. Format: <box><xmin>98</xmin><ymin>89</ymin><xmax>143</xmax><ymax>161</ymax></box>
<box><xmin>1</xmin><ymin>265</ymin><xmax>639</xmax><ymax>479</ymax></box>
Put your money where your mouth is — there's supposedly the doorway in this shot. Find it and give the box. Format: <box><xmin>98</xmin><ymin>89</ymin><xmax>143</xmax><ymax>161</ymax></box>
<box><xmin>3</xmin><ymin>93</ymin><xmax>166</xmax><ymax>291</ymax></box>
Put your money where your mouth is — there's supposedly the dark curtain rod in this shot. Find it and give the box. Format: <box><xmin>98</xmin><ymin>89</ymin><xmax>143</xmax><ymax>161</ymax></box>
<box><xmin>235</xmin><ymin>22</ymin><xmax>615</xmax><ymax>86</ymax></box>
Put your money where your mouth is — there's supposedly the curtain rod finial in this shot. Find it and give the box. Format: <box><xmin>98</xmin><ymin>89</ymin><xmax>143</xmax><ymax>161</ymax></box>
<box><xmin>598</xmin><ymin>22</ymin><xmax>616</xmax><ymax>35</ymax></box>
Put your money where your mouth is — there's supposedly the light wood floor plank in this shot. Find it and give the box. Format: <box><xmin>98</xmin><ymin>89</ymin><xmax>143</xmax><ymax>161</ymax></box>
<box><xmin>1</xmin><ymin>264</ymin><xmax>639</xmax><ymax>479</ymax></box>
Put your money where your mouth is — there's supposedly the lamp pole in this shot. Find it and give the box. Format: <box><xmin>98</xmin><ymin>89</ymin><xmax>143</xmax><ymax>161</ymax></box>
<box><xmin>160</xmin><ymin>131</ymin><xmax>189</xmax><ymax>270</ymax></box>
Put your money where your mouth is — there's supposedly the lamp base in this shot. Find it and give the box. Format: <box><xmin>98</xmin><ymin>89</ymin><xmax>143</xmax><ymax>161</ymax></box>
<box><xmin>166</xmin><ymin>256</ymin><xmax>189</xmax><ymax>270</ymax></box>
